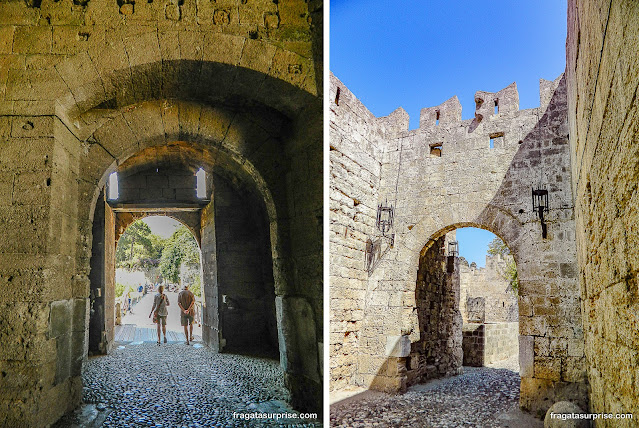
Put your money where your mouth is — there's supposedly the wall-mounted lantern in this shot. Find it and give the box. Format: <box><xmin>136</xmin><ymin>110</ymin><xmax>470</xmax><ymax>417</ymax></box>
<box><xmin>376</xmin><ymin>200</ymin><xmax>394</xmax><ymax>236</ymax></box>
<box><xmin>376</xmin><ymin>200</ymin><xmax>395</xmax><ymax>248</ymax></box>
<box><xmin>448</xmin><ymin>241</ymin><xmax>459</xmax><ymax>257</ymax></box>
<box><xmin>532</xmin><ymin>188</ymin><xmax>549</xmax><ymax>239</ymax></box>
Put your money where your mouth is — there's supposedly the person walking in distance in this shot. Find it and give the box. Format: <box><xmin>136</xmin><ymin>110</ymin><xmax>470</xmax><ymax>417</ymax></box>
<box><xmin>178</xmin><ymin>284</ymin><xmax>196</xmax><ymax>345</ymax></box>
<box><xmin>149</xmin><ymin>285</ymin><xmax>170</xmax><ymax>345</ymax></box>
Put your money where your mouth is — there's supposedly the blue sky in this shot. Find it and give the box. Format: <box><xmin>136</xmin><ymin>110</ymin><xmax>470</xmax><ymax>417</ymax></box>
<box><xmin>331</xmin><ymin>0</ymin><xmax>565</xmax><ymax>266</ymax></box>
<box><xmin>330</xmin><ymin>0</ymin><xmax>567</xmax><ymax>129</ymax></box>
<box><xmin>455</xmin><ymin>228</ymin><xmax>499</xmax><ymax>267</ymax></box>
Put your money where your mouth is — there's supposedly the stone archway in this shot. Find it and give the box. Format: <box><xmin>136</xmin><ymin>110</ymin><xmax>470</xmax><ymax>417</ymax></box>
<box><xmin>329</xmin><ymin>73</ymin><xmax>587</xmax><ymax>415</ymax></box>
<box><xmin>0</xmin><ymin>45</ymin><xmax>321</xmax><ymax>428</ymax></box>
<box><xmin>0</xmin><ymin>3</ymin><xmax>323</xmax><ymax>425</ymax></box>
<box><xmin>88</xmin><ymin>209</ymin><xmax>206</xmax><ymax>356</ymax></box>
<box><xmin>87</xmin><ymin>141</ymin><xmax>281</xmax><ymax>358</ymax></box>
<box><xmin>71</xmin><ymin>97</ymin><xmax>321</xmax><ymax>410</ymax></box>
<box><xmin>402</xmin><ymin>223</ymin><xmax>522</xmax><ymax>389</ymax></box>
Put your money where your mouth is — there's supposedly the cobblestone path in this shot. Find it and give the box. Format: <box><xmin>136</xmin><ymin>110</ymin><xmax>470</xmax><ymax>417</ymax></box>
<box><xmin>331</xmin><ymin>357</ymin><xmax>542</xmax><ymax>428</ymax></box>
<box><xmin>55</xmin><ymin>343</ymin><xmax>321</xmax><ymax>427</ymax></box>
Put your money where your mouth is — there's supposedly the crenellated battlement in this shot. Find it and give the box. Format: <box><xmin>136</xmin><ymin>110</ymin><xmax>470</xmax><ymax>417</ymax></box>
<box><xmin>419</xmin><ymin>96</ymin><xmax>462</xmax><ymax>128</ymax></box>
<box><xmin>331</xmin><ymin>73</ymin><xmax>563</xmax><ymax>134</ymax></box>
<box><xmin>474</xmin><ymin>82</ymin><xmax>519</xmax><ymax>120</ymax></box>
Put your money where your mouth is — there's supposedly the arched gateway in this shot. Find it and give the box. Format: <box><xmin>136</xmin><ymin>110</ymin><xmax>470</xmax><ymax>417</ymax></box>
<box><xmin>0</xmin><ymin>7</ymin><xmax>323</xmax><ymax>426</ymax></box>
<box><xmin>329</xmin><ymin>72</ymin><xmax>587</xmax><ymax>416</ymax></box>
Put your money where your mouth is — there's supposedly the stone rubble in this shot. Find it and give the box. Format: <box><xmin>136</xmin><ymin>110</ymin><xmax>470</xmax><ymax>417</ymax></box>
<box><xmin>54</xmin><ymin>343</ymin><xmax>321</xmax><ymax>428</ymax></box>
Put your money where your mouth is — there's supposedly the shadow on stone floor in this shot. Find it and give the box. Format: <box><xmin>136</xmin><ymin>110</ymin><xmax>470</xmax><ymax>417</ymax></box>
<box><xmin>331</xmin><ymin>365</ymin><xmax>541</xmax><ymax>428</ymax></box>
<box><xmin>55</xmin><ymin>343</ymin><xmax>320</xmax><ymax>427</ymax></box>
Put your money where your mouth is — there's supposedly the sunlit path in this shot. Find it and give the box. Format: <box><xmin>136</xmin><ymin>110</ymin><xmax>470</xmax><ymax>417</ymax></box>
<box><xmin>118</xmin><ymin>292</ymin><xmax>202</xmax><ymax>343</ymax></box>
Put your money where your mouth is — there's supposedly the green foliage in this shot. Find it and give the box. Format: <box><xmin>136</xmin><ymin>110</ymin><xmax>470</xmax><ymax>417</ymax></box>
<box><xmin>504</xmin><ymin>259</ymin><xmax>519</xmax><ymax>292</ymax></box>
<box><xmin>190</xmin><ymin>275</ymin><xmax>202</xmax><ymax>298</ymax></box>
<box><xmin>148</xmin><ymin>234</ymin><xmax>166</xmax><ymax>260</ymax></box>
<box><xmin>159</xmin><ymin>226</ymin><xmax>200</xmax><ymax>284</ymax></box>
<box><xmin>487</xmin><ymin>237</ymin><xmax>510</xmax><ymax>256</ymax></box>
<box><xmin>116</xmin><ymin>220</ymin><xmax>164</xmax><ymax>270</ymax></box>
<box><xmin>487</xmin><ymin>237</ymin><xmax>518</xmax><ymax>292</ymax></box>
<box><xmin>115</xmin><ymin>282</ymin><xmax>126</xmax><ymax>298</ymax></box>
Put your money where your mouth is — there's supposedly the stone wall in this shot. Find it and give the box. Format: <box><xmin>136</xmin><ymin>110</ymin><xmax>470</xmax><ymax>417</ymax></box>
<box><xmin>214</xmin><ymin>174</ymin><xmax>278</xmax><ymax>354</ymax></box>
<box><xmin>462</xmin><ymin>322</ymin><xmax>519</xmax><ymax>367</ymax></box>
<box><xmin>406</xmin><ymin>234</ymin><xmax>463</xmax><ymax>387</ymax></box>
<box><xmin>329</xmin><ymin>75</ymin><xmax>390</xmax><ymax>391</ymax></box>
<box><xmin>566</xmin><ymin>0</ymin><xmax>639</xmax><ymax>422</ymax></box>
<box><xmin>0</xmin><ymin>0</ymin><xmax>323</xmax><ymax>423</ymax></box>
<box><xmin>459</xmin><ymin>254</ymin><xmax>518</xmax><ymax>323</ymax></box>
<box><xmin>484</xmin><ymin>322</ymin><xmax>519</xmax><ymax>365</ymax></box>
<box><xmin>116</xmin><ymin>166</ymin><xmax>200</xmax><ymax>204</ymax></box>
<box><xmin>462</xmin><ymin>323</ymin><xmax>485</xmax><ymax>366</ymax></box>
<box><xmin>329</xmin><ymin>72</ymin><xmax>587</xmax><ymax>416</ymax></box>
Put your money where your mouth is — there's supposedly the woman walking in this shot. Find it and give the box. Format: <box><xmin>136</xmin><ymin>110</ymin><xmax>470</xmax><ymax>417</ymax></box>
<box><xmin>149</xmin><ymin>285</ymin><xmax>170</xmax><ymax>345</ymax></box>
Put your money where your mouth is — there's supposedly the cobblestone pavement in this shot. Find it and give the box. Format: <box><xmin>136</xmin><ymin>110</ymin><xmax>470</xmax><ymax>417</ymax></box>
<box><xmin>55</xmin><ymin>343</ymin><xmax>321</xmax><ymax>427</ymax></box>
<box><xmin>331</xmin><ymin>356</ymin><xmax>542</xmax><ymax>428</ymax></box>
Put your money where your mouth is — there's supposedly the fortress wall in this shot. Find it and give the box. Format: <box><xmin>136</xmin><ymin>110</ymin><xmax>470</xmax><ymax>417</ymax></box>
<box><xmin>567</xmin><ymin>0</ymin><xmax>639</xmax><ymax>421</ymax></box>
<box><xmin>459</xmin><ymin>254</ymin><xmax>518</xmax><ymax>324</ymax></box>
<box><xmin>330</xmin><ymin>74</ymin><xmax>588</xmax><ymax>416</ymax></box>
<box><xmin>328</xmin><ymin>73</ymin><xmax>392</xmax><ymax>391</ymax></box>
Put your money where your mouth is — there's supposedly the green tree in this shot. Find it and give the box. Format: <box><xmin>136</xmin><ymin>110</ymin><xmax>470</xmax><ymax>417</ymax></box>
<box><xmin>487</xmin><ymin>237</ymin><xmax>510</xmax><ymax>256</ymax></box>
<box><xmin>116</xmin><ymin>220</ymin><xmax>158</xmax><ymax>269</ymax></box>
<box><xmin>159</xmin><ymin>226</ymin><xmax>200</xmax><ymax>284</ymax></box>
<box><xmin>487</xmin><ymin>237</ymin><xmax>518</xmax><ymax>292</ymax></box>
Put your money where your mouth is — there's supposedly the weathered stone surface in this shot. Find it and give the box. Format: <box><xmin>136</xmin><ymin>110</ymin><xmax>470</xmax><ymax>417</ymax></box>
<box><xmin>0</xmin><ymin>0</ymin><xmax>323</xmax><ymax>425</ymax></box>
<box><xmin>329</xmin><ymin>71</ymin><xmax>586</xmax><ymax>416</ymax></box>
<box><xmin>566</xmin><ymin>0</ymin><xmax>639</xmax><ymax>424</ymax></box>
<box><xmin>544</xmin><ymin>401</ymin><xmax>589</xmax><ymax>428</ymax></box>
<box><xmin>460</xmin><ymin>254</ymin><xmax>518</xmax><ymax>323</ymax></box>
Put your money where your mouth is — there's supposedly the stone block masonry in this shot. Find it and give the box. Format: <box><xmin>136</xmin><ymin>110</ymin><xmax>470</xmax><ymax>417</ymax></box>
<box><xmin>330</xmin><ymin>70</ymin><xmax>587</xmax><ymax>417</ymax></box>
<box><xmin>567</xmin><ymin>0</ymin><xmax>639</xmax><ymax>424</ymax></box>
<box><xmin>463</xmin><ymin>322</ymin><xmax>519</xmax><ymax>367</ymax></box>
<box><xmin>459</xmin><ymin>254</ymin><xmax>519</xmax><ymax>323</ymax></box>
<box><xmin>0</xmin><ymin>0</ymin><xmax>323</xmax><ymax>425</ymax></box>
<box><xmin>406</xmin><ymin>234</ymin><xmax>463</xmax><ymax>387</ymax></box>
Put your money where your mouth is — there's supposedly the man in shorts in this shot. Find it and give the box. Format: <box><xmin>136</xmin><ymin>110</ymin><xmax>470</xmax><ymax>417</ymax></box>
<box><xmin>178</xmin><ymin>284</ymin><xmax>196</xmax><ymax>345</ymax></box>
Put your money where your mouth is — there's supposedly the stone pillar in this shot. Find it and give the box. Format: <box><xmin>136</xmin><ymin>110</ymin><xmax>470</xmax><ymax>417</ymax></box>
<box><xmin>0</xmin><ymin>117</ymin><xmax>85</xmax><ymax>426</ymax></box>
<box><xmin>276</xmin><ymin>296</ymin><xmax>321</xmax><ymax>414</ymax></box>
<box><xmin>200</xmin><ymin>195</ymin><xmax>219</xmax><ymax>351</ymax></box>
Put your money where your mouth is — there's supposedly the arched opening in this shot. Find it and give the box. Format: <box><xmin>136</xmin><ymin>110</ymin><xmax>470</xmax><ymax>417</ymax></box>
<box><xmin>88</xmin><ymin>143</ymin><xmax>279</xmax><ymax>357</ymax></box>
<box><xmin>408</xmin><ymin>225</ymin><xmax>520</xmax><ymax>392</ymax></box>
<box><xmin>112</xmin><ymin>216</ymin><xmax>205</xmax><ymax>344</ymax></box>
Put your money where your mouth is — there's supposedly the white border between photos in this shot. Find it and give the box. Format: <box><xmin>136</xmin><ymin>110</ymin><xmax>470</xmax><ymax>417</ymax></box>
<box><xmin>323</xmin><ymin>0</ymin><xmax>330</xmax><ymax>425</ymax></box>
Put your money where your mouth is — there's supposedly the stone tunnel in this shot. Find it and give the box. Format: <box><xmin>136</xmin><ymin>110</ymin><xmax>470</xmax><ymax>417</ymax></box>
<box><xmin>0</xmin><ymin>0</ymin><xmax>323</xmax><ymax>426</ymax></box>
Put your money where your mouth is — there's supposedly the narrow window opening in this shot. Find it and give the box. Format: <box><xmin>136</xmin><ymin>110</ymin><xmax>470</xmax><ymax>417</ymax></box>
<box><xmin>335</xmin><ymin>87</ymin><xmax>341</xmax><ymax>105</ymax></box>
<box><xmin>489</xmin><ymin>132</ymin><xmax>504</xmax><ymax>149</ymax></box>
<box><xmin>435</xmin><ymin>110</ymin><xmax>440</xmax><ymax>126</ymax></box>
<box><xmin>430</xmin><ymin>143</ymin><xmax>442</xmax><ymax>157</ymax></box>
<box><xmin>108</xmin><ymin>172</ymin><xmax>119</xmax><ymax>200</ymax></box>
<box><xmin>196</xmin><ymin>168</ymin><xmax>206</xmax><ymax>198</ymax></box>
<box><xmin>494</xmin><ymin>99</ymin><xmax>499</xmax><ymax>115</ymax></box>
